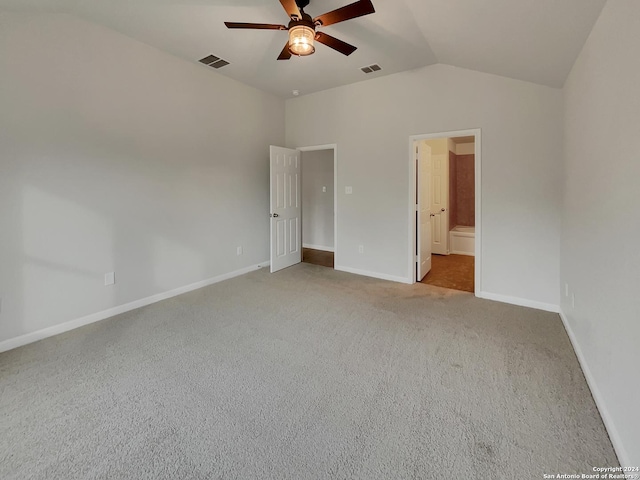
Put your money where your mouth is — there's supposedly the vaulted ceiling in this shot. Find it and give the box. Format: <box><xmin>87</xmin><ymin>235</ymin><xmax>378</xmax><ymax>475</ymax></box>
<box><xmin>0</xmin><ymin>0</ymin><xmax>607</xmax><ymax>97</ymax></box>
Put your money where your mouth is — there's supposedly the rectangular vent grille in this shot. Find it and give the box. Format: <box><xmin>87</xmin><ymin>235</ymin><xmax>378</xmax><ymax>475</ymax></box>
<box><xmin>211</xmin><ymin>59</ymin><xmax>229</xmax><ymax>69</ymax></box>
<box><xmin>361</xmin><ymin>64</ymin><xmax>382</xmax><ymax>74</ymax></box>
<box><xmin>199</xmin><ymin>54</ymin><xmax>230</xmax><ymax>69</ymax></box>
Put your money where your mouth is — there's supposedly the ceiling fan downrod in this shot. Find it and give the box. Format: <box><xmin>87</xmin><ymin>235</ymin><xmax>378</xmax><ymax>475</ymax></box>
<box><xmin>295</xmin><ymin>0</ymin><xmax>311</xmax><ymax>12</ymax></box>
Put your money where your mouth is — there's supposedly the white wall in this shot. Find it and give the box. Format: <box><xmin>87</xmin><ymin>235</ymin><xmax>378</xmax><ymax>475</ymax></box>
<box><xmin>302</xmin><ymin>150</ymin><xmax>334</xmax><ymax>251</ymax></box>
<box><xmin>286</xmin><ymin>64</ymin><xmax>563</xmax><ymax>307</ymax></box>
<box><xmin>561</xmin><ymin>0</ymin><xmax>640</xmax><ymax>467</ymax></box>
<box><xmin>0</xmin><ymin>13</ymin><xmax>284</xmax><ymax>345</ymax></box>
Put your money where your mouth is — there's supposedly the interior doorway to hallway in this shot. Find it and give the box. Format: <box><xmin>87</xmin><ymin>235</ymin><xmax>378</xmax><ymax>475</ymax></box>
<box><xmin>409</xmin><ymin>130</ymin><xmax>481</xmax><ymax>294</ymax></box>
<box><xmin>299</xmin><ymin>146</ymin><xmax>337</xmax><ymax>269</ymax></box>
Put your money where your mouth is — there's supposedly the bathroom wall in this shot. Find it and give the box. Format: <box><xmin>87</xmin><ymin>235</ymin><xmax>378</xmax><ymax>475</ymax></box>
<box><xmin>426</xmin><ymin>138</ymin><xmax>475</xmax><ymax>230</ymax></box>
<box><xmin>449</xmin><ymin>150</ymin><xmax>458</xmax><ymax>229</ymax></box>
<box><xmin>455</xmin><ymin>143</ymin><xmax>475</xmax><ymax>155</ymax></box>
<box><xmin>448</xmin><ymin>141</ymin><xmax>475</xmax><ymax>229</ymax></box>
<box><xmin>456</xmin><ymin>153</ymin><xmax>475</xmax><ymax>226</ymax></box>
<box><xmin>424</xmin><ymin>138</ymin><xmax>449</xmax><ymax>155</ymax></box>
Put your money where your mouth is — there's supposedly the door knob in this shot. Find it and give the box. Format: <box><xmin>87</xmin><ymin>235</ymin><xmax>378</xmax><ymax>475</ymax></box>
<box><xmin>272</xmin><ymin>213</ymin><xmax>279</xmax><ymax>218</ymax></box>
<box><xmin>430</xmin><ymin>214</ymin><xmax>435</xmax><ymax>217</ymax></box>
<box><xmin>441</xmin><ymin>208</ymin><xmax>446</xmax><ymax>212</ymax></box>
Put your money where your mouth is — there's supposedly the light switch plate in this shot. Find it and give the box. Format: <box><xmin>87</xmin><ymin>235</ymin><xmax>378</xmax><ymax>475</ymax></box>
<box><xmin>104</xmin><ymin>272</ymin><xmax>115</xmax><ymax>286</ymax></box>
<box><xmin>345</xmin><ymin>186</ymin><xmax>353</xmax><ymax>194</ymax></box>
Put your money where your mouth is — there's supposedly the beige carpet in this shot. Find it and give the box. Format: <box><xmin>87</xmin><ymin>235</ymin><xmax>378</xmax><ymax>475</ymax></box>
<box><xmin>0</xmin><ymin>263</ymin><xmax>618</xmax><ymax>479</ymax></box>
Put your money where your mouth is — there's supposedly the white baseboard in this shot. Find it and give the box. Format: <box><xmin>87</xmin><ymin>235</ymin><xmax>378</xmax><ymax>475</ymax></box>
<box><xmin>0</xmin><ymin>261</ymin><xmax>270</xmax><ymax>354</ymax></box>
<box><xmin>477</xmin><ymin>291</ymin><xmax>559</xmax><ymax>313</ymax></box>
<box><xmin>559</xmin><ymin>309</ymin><xmax>630</xmax><ymax>468</ymax></box>
<box><xmin>302</xmin><ymin>243</ymin><xmax>334</xmax><ymax>253</ymax></box>
<box><xmin>334</xmin><ymin>265</ymin><xmax>412</xmax><ymax>284</ymax></box>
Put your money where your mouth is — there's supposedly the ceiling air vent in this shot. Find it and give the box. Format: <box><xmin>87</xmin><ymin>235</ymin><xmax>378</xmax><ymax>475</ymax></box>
<box><xmin>361</xmin><ymin>64</ymin><xmax>382</xmax><ymax>74</ymax></box>
<box><xmin>199</xmin><ymin>54</ymin><xmax>230</xmax><ymax>69</ymax></box>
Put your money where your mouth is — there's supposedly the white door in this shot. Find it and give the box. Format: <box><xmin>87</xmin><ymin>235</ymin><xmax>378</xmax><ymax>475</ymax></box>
<box><xmin>417</xmin><ymin>142</ymin><xmax>432</xmax><ymax>281</ymax></box>
<box><xmin>270</xmin><ymin>146</ymin><xmax>302</xmax><ymax>272</ymax></box>
<box><xmin>431</xmin><ymin>151</ymin><xmax>449</xmax><ymax>255</ymax></box>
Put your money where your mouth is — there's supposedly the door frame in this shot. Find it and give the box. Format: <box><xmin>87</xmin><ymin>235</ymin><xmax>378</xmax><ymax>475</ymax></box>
<box><xmin>408</xmin><ymin>129</ymin><xmax>482</xmax><ymax>295</ymax></box>
<box><xmin>297</xmin><ymin>144</ymin><xmax>338</xmax><ymax>264</ymax></box>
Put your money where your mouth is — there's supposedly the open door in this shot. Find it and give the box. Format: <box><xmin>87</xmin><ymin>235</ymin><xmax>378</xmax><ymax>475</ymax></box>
<box><xmin>431</xmin><ymin>148</ymin><xmax>449</xmax><ymax>255</ymax></box>
<box><xmin>417</xmin><ymin>142</ymin><xmax>433</xmax><ymax>281</ymax></box>
<box><xmin>270</xmin><ymin>146</ymin><xmax>302</xmax><ymax>272</ymax></box>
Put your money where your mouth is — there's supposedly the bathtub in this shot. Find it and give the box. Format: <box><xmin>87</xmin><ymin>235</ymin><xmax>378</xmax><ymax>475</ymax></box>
<box><xmin>450</xmin><ymin>225</ymin><xmax>475</xmax><ymax>256</ymax></box>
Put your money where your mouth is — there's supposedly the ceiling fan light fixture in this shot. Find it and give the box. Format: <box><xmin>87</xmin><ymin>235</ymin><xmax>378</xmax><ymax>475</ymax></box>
<box><xmin>288</xmin><ymin>25</ymin><xmax>315</xmax><ymax>56</ymax></box>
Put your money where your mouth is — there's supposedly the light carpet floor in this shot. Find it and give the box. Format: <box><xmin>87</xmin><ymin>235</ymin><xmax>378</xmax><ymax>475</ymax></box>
<box><xmin>0</xmin><ymin>263</ymin><xmax>618</xmax><ymax>479</ymax></box>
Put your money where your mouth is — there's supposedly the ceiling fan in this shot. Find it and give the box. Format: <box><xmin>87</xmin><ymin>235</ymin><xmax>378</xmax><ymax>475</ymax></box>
<box><xmin>224</xmin><ymin>0</ymin><xmax>375</xmax><ymax>60</ymax></box>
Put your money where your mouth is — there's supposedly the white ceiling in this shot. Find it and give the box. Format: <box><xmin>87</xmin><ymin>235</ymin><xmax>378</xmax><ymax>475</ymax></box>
<box><xmin>0</xmin><ymin>0</ymin><xmax>607</xmax><ymax>98</ymax></box>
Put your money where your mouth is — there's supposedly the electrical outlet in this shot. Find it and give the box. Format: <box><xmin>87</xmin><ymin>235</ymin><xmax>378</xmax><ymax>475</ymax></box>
<box><xmin>565</xmin><ymin>283</ymin><xmax>569</xmax><ymax>297</ymax></box>
<box><xmin>345</xmin><ymin>186</ymin><xmax>353</xmax><ymax>195</ymax></box>
<box><xmin>236</xmin><ymin>246</ymin><xmax>243</xmax><ymax>256</ymax></box>
<box><xmin>104</xmin><ymin>272</ymin><xmax>115</xmax><ymax>286</ymax></box>
<box><xmin>358</xmin><ymin>245</ymin><xmax>364</xmax><ymax>254</ymax></box>
<box><xmin>322</xmin><ymin>186</ymin><xmax>327</xmax><ymax>193</ymax></box>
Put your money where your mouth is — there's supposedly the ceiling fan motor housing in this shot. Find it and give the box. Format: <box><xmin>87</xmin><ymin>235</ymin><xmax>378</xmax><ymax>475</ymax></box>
<box><xmin>288</xmin><ymin>13</ymin><xmax>316</xmax><ymax>31</ymax></box>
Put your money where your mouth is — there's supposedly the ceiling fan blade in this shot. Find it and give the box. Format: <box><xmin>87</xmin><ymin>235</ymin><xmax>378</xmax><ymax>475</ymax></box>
<box><xmin>224</xmin><ymin>22</ymin><xmax>287</xmax><ymax>30</ymax></box>
<box><xmin>277</xmin><ymin>42</ymin><xmax>292</xmax><ymax>60</ymax></box>
<box><xmin>315</xmin><ymin>32</ymin><xmax>357</xmax><ymax>56</ymax></box>
<box><xmin>313</xmin><ymin>0</ymin><xmax>375</xmax><ymax>27</ymax></box>
<box><xmin>279</xmin><ymin>0</ymin><xmax>301</xmax><ymax>20</ymax></box>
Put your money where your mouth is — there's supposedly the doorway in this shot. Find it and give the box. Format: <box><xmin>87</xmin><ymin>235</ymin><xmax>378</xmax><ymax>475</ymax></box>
<box><xmin>409</xmin><ymin>130</ymin><xmax>481</xmax><ymax>294</ymax></box>
<box><xmin>299</xmin><ymin>145</ymin><xmax>337</xmax><ymax>269</ymax></box>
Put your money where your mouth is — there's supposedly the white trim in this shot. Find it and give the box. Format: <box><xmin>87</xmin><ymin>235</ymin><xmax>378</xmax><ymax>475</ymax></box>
<box><xmin>409</xmin><ymin>129</ymin><xmax>482</xmax><ymax>296</ymax></box>
<box><xmin>297</xmin><ymin>144</ymin><xmax>338</xmax><ymax>267</ymax></box>
<box><xmin>0</xmin><ymin>261</ymin><xmax>270</xmax><ymax>354</ymax></box>
<box><xmin>335</xmin><ymin>265</ymin><xmax>412</xmax><ymax>284</ymax></box>
<box><xmin>302</xmin><ymin>243</ymin><xmax>334</xmax><ymax>252</ymax></box>
<box><xmin>450</xmin><ymin>250</ymin><xmax>474</xmax><ymax>256</ymax></box>
<box><xmin>477</xmin><ymin>291</ymin><xmax>559</xmax><ymax>313</ymax></box>
<box><xmin>559</xmin><ymin>309</ymin><xmax>631</xmax><ymax>468</ymax></box>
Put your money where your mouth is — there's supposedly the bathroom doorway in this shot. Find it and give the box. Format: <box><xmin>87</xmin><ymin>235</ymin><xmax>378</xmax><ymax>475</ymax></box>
<box><xmin>410</xmin><ymin>130</ymin><xmax>481</xmax><ymax>294</ymax></box>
